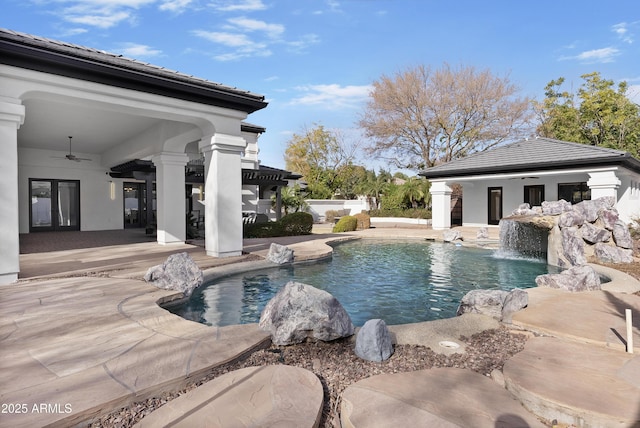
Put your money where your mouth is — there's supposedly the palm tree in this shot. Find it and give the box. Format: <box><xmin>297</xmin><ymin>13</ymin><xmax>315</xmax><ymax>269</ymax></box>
<box><xmin>271</xmin><ymin>184</ymin><xmax>308</xmax><ymax>215</ymax></box>
<box><xmin>401</xmin><ymin>177</ymin><xmax>428</xmax><ymax>209</ymax></box>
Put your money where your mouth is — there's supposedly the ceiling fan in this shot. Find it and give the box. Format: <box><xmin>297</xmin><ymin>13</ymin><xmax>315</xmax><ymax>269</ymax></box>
<box><xmin>52</xmin><ymin>136</ymin><xmax>91</xmax><ymax>162</ymax></box>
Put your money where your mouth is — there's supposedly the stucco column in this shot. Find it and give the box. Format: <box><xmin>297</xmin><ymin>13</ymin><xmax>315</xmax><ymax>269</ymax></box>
<box><xmin>430</xmin><ymin>181</ymin><xmax>452</xmax><ymax>230</ymax></box>
<box><xmin>587</xmin><ymin>171</ymin><xmax>621</xmax><ymax>201</ymax></box>
<box><xmin>0</xmin><ymin>97</ymin><xmax>25</xmax><ymax>285</ymax></box>
<box><xmin>200</xmin><ymin>133</ymin><xmax>246</xmax><ymax>257</ymax></box>
<box><xmin>152</xmin><ymin>152</ymin><xmax>189</xmax><ymax>244</ymax></box>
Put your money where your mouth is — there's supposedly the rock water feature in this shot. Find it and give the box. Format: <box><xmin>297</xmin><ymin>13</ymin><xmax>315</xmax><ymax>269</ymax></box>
<box><xmin>500</xmin><ymin>197</ymin><xmax>634</xmax><ymax>268</ymax></box>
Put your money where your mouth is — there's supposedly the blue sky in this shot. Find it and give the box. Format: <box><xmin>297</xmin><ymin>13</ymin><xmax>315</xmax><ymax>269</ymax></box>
<box><xmin>3</xmin><ymin>0</ymin><xmax>640</xmax><ymax>171</ymax></box>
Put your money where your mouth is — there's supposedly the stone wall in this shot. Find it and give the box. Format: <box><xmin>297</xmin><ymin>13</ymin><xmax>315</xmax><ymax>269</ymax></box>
<box><xmin>503</xmin><ymin>197</ymin><xmax>634</xmax><ymax>268</ymax></box>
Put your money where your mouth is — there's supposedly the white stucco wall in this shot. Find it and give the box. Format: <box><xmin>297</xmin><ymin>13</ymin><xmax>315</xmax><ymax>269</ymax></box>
<box><xmin>18</xmin><ymin>147</ymin><xmax>124</xmax><ymax>233</ymax></box>
<box><xmin>617</xmin><ymin>170</ymin><xmax>640</xmax><ymax>223</ymax></box>
<box><xmin>305</xmin><ymin>199</ymin><xmax>369</xmax><ymax>222</ymax></box>
<box><xmin>455</xmin><ymin>168</ymin><xmax>637</xmax><ymax>227</ymax></box>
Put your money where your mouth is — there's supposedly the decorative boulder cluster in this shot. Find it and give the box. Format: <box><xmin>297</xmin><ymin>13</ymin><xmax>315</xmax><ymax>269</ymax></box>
<box><xmin>456</xmin><ymin>288</ymin><xmax>528</xmax><ymax>324</ymax></box>
<box><xmin>510</xmin><ymin>197</ymin><xmax>634</xmax><ymax>268</ymax></box>
<box><xmin>535</xmin><ymin>265</ymin><xmax>601</xmax><ymax>292</ymax></box>
<box><xmin>259</xmin><ymin>281</ymin><xmax>355</xmax><ymax>346</ymax></box>
<box><xmin>144</xmin><ymin>252</ymin><xmax>203</xmax><ymax>298</ymax></box>
<box><xmin>259</xmin><ymin>282</ymin><xmax>395</xmax><ymax>361</ymax></box>
<box><xmin>266</xmin><ymin>243</ymin><xmax>294</xmax><ymax>264</ymax></box>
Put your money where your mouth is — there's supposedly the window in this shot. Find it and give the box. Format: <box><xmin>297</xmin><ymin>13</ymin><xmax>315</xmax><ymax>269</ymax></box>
<box><xmin>524</xmin><ymin>185</ymin><xmax>545</xmax><ymax>206</ymax></box>
<box><xmin>558</xmin><ymin>182</ymin><xmax>590</xmax><ymax>204</ymax></box>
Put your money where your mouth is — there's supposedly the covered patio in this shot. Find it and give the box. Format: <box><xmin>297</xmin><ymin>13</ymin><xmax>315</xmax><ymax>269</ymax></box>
<box><xmin>0</xmin><ymin>28</ymin><xmax>268</xmax><ymax>285</ymax></box>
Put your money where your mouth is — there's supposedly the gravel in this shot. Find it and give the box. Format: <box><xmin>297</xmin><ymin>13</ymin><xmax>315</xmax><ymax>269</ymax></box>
<box><xmin>89</xmin><ymin>326</ymin><xmax>529</xmax><ymax>428</ymax></box>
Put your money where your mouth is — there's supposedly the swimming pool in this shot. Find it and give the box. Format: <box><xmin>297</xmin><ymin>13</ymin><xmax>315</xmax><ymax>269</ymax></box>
<box><xmin>169</xmin><ymin>239</ymin><xmax>561</xmax><ymax>327</ymax></box>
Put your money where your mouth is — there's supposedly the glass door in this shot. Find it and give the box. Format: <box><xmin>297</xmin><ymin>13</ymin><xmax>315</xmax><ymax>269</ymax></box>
<box><xmin>124</xmin><ymin>182</ymin><xmax>156</xmax><ymax>228</ymax></box>
<box><xmin>488</xmin><ymin>187</ymin><xmax>502</xmax><ymax>225</ymax></box>
<box><xmin>29</xmin><ymin>179</ymin><xmax>80</xmax><ymax>231</ymax></box>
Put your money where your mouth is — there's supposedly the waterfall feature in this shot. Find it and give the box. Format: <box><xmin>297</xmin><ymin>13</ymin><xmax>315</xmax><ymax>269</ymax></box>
<box><xmin>498</xmin><ymin>217</ymin><xmax>549</xmax><ymax>260</ymax></box>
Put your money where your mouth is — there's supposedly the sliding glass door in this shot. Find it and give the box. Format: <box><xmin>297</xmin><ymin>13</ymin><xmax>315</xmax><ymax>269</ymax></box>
<box><xmin>29</xmin><ymin>179</ymin><xmax>80</xmax><ymax>232</ymax></box>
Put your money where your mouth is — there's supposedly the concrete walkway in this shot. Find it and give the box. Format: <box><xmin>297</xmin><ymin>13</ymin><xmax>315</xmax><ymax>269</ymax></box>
<box><xmin>2</xmin><ymin>225</ymin><xmax>639</xmax><ymax>427</ymax></box>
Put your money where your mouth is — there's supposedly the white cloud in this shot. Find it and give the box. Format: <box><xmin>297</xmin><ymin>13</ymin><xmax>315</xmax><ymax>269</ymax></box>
<box><xmin>193</xmin><ymin>29</ymin><xmax>271</xmax><ymax>60</ymax></box>
<box><xmin>627</xmin><ymin>84</ymin><xmax>640</xmax><ymax>105</ymax></box>
<box><xmin>63</xmin><ymin>7</ymin><xmax>134</xmax><ymax>29</ymax></box>
<box><xmin>283</xmin><ymin>33</ymin><xmax>320</xmax><ymax>55</ymax></box>
<box><xmin>290</xmin><ymin>84</ymin><xmax>372</xmax><ymax>109</ymax></box>
<box><xmin>560</xmin><ymin>47</ymin><xmax>620</xmax><ymax>64</ymax></box>
<box><xmin>195</xmin><ymin>14</ymin><xmax>319</xmax><ymax>60</ymax></box>
<box><xmin>159</xmin><ymin>0</ymin><xmax>193</xmax><ymax>13</ymax></box>
<box><xmin>116</xmin><ymin>42</ymin><xmax>162</xmax><ymax>58</ymax></box>
<box><xmin>46</xmin><ymin>0</ymin><xmax>195</xmax><ymax>29</ymax></box>
<box><xmin>612</xmin><ymin>22</ymin><xmax>634</xmax><ymax>44</ymax></box>
<box><xmin>210</xmin><ymin>0</ymin><xmax>267</xmax><ymax>12</ymax></box>
<box><xmin>227</xmin><ymin>17</ymin><xmax>284</xmax><ymax>38</ymax></box>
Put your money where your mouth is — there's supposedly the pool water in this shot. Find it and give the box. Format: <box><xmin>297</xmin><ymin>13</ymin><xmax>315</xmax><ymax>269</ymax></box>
<box><xmin>169</xmin><ymin>240</ymin><xmax>561</xmax><ymax>327</ymax></box>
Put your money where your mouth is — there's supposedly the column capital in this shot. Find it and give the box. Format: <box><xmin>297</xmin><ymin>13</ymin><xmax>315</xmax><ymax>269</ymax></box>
<box><xmin>0</xmin><ymin>97</ymin><xmax>25</xmax><ymax>128</ymax></box>
<box><xmin>430</xmin><ymin>181</ymin><xmax>452</xmax><ymax>195</ymax></box>
<box><xmin>199</xmin><ymin>133</ymin><xmax>246</xmax><ymax>154</ymax></box>
<box><xmin>587</xmin><ymin>170</ymin><xmax>621</xmax><ymax>189</ymax></box>
<box><xmin>151</xmin><ymin>151</ymin><xmax>190</xmax><ymax>167</ymax></box>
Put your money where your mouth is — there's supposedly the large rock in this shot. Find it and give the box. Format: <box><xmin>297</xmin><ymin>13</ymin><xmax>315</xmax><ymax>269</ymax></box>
<box><xmin>574</xmin><ymin>198</ymin><xmax>613</xmax><ymax>223</ymax></box>
<box><xmin>561</xmin><ymin>226</ymin><xmax>586</xmax><ymax>266</ymax></box>
<box><xmin>542</xmin><ymin>199</ymin><xmax>572</xmax><ymax>215</ymax></box>
<box><xmin>501</xmin><ymin>289</ymin><xmax>529</xmax><ymax>324</ymax></box>
<box><xmin>558</xmin><ymin>210</ymin><xmax>585</xmax><ymax>228</ymax></box>
<box><xmin>143</xmin><ymin>252</ymin><xmax>203</xmax><ymax>297</ymax></box>
<box><xmin>612</xmin><ymin>220</ymin><xmax>634</xmax><ymax>249</ymax></box>
<box><xmin>594</xmin><ymin>243</ymin><xmax>634</xmax><ymax>264</ymax></box>
<box><xmin>598</xmin><ymin>208</ymin><xmax>619</xmax><ymax>230</ymax></box>
<box><xmin>443</xmin><ymin>230</ymin><xmax>463</xmax><ymax>242</ymax></box>
<box><xmin>456</xmin><ymin>289</ymin><xmax>508</xmax><ymax>320</ymax></box>
<box><xmin>580</xmin><ymin>222</ymin><xmax>611</xmax><ymax>244</ymax></box>
<box><xmin>355</xmin><ymin>319</ymin><xmax>394</xmax><ymax>362</ymax></box>
<box><xmin>266</xmin><ymin>243</ymin><xmax>294</xmax><ymax>264</ymax></box>
<box><xmin>535</xmin><ymin>265</ymin><xmax>601</xmax><ymax>292</ymax></box>
<box><xmin>259</xmin><ymin>281</ymin><xmax>355</xmax><ymax>345</ymax></box>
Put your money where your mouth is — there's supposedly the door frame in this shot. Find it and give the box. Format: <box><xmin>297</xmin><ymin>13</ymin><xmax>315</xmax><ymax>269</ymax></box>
<box><xmin>29</xmin><ymin>178</ymin><xmax>81</xmax><ymax>232</ymax></box>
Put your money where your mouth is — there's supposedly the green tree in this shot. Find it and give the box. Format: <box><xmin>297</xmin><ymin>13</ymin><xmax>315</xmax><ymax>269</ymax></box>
<box><xmin>400</xmin><ymin>177</ymin><xmax>431</xmax><ymax>209</ymax></box>
<box><xmin>271</xmin><ymin>184</ymin><xmax>308</xmax><ymax>216</ymax></box>
<box><xmin>535</xmin><ymin>72</ymin><xmax>640</xmax><ymax>158</ymax></box>
<box><xmin>284</xmin><ymin>124</ymin><xmax>361</xmax><ymax>198</ymax></box>
<box><xmin>355</xmin><ymin>169</ymin><xmax>391</xmax><ymax>209</ymax></box>
<box><xmin>359</xmin><ymin>63</ymin><xmax>533</xmax><ymax>170</ymax></box>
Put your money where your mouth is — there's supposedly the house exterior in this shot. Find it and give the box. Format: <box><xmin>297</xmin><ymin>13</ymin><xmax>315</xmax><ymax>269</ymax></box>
<box><xmin>421</xmin><ymin>137</ymin><xmax>640</xmax><ymax>230</ymax></box>
<box><xmin>0</xmin><ymin>28</ymin><xmax>269</xmax><ymax>285</ymax></box>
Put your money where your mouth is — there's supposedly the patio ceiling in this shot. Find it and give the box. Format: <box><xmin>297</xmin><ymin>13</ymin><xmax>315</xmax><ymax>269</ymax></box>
<box><xmin>18</xmin><ymin>97</ymin><xmax>162</xmax><ymax>154</ymax></box>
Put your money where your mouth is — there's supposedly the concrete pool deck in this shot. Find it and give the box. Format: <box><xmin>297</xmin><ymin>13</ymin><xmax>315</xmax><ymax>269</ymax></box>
<box><xmin>1</xmin><ymin>225</ymin><xmax>639</xmax><ymax>427</ymax></box>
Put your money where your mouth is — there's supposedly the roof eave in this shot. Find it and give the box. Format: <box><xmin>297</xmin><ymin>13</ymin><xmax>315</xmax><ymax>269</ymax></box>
<box><xmin>0</xmin><ymin>39</ymin><xmax>268</xmax><ymax>114</ymax></box>
<box><xmin>420</xmin><ymin>154</ymin><xmax>640</xmax><ymax>179</ymax></box>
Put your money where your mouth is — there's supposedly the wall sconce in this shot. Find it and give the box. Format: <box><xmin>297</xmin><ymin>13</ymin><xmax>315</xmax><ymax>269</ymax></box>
<box><xmin>109</xmin><ymin>181</ymin><xmax>116</xmax><ymax>200</ymax></box>
<box><xmin>199</xmin><ymin>185</ymin><xmax>204</xmax><ymax>201</ymax></box>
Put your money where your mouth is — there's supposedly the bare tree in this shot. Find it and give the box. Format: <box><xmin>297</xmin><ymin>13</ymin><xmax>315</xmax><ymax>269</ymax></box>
<box><xmin>359</xmin><ymin>64</ymin><xmax>533</xmax><ymax>170</ymax></box>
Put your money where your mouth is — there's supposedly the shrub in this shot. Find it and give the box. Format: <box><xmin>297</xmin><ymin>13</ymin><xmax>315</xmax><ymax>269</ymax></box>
<box><xmin>354</xmin><ymin>212</ymin><xmax>371</xmax><ymax>230</ymax></box>
<box><xmin>324</xmin><ymin>209</ymin><xmax>341</xmax><ymax>223</ymax></box>
<box><xmin>243</xmin><ymin>221</ymin><xmax>283</xmax><ymax>238</ymax></box>
<box><xmin>368</xmin><ymin>208</ymin><xmax>431</xmax><ymax>219</ymax></box>
<box><xmin>332</xmin><ymin>215</ymin><xmax>357</xmax><ymax>233</ymax></box>
<box><xmin>280</xmin><ymin>212</ymin><xmax>313</xmax><ymax>236</ymax></box>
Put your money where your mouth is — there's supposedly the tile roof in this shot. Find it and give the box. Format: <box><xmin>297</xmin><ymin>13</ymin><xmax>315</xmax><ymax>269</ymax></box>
<box><xmin>420</xmin><ymin>137</ymin><xmax>640</xmax><ymax>178</ymax></box>
<box><xmin>0</xmin><ymin>28</ymin><xmax>267</xmax><ymax>113</ymax></box>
